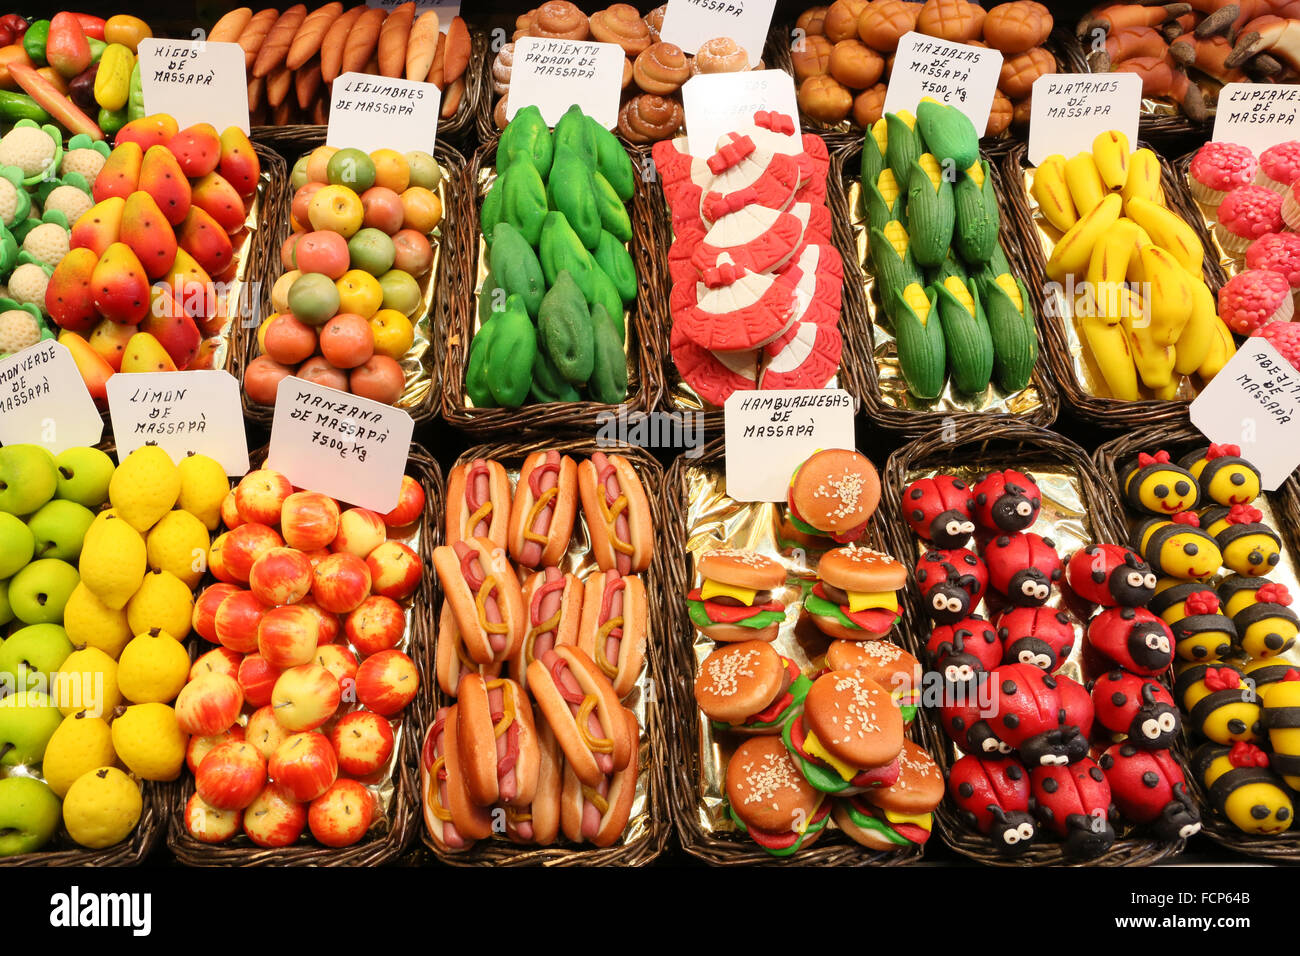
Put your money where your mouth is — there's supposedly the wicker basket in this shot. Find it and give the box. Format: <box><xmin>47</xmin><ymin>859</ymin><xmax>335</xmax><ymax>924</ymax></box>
<box><xmin>420</xmin><ymin>439</ymin><xmax>670</xmax><ymax>866</ymax></box>
<box><xmin>240</xmin><ymin>129</ymin><xmax>468</xmax><ymax>427</ymax></box>
<box><xmin>878</xmin><ymin>418</ymin><xmax>1190</xmax><ymax>866</ymax></box>
<box><xmin>770</xmin><ymin>26</ymin><xmax>1087</xmax><ymax>153</ymax></box>
<box><xmin>439</xmin><ymin>137</ymin><xmax>665</xmax><ymax>435</ymax></box>
<box><xmin>1094</xmin><ymin>423</ymin><xmax>1300</xmax><ymax>861</ymax></box>
<box><xmin>659</xmin><ymin>436</ymin><xmax>944</xmax><ymax>865</ymax></box>
<box><xmin>1001</xmin><ymin>140</ymin><xmax>1227</xmax><ymax>430</ymax></box>
<box><xmin>166</xmin><ymin>442</ymin><xmax>442</xmax><ymax>866</ymax></box>
<box><xmin>831</xmin><ymin>140</ymin><xmax>1059</xmax><ymax>436</ymax></box>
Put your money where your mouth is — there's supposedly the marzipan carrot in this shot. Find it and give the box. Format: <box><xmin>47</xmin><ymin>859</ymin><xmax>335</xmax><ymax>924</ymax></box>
<box><xmin>295</xmin><ymin>58</ymin><xmax>322</xmax><ymax>110</ymax></box>
<box><xmin>265</xmin><ymin>62</ymin><xmax>292</xmax><ymax>107</ymax></box>
<box><xmin>443</xmin><ymin>16</ymin><xmax>470</xmax><ymax>85</ymax></box>
<box><xmin>426</xmin><ymin>30</ymin><xmax>446</xmax><ymax>87</ymax></box>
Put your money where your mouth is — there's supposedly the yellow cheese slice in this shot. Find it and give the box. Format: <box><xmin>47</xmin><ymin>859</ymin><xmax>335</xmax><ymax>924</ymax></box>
<box><xmin>803</xmin><ymin>730</ymin><xmax>857</xmax><ymax>782</ymax></box>
<box><xmin>846</xmin><ymin>590</ymin><xmax>899</xmax><ymax>614</ymax></box>
<box><xmin>881</xmin><ymin>809</ymin><xmax>932</xmax><ymax>830</ymax></box>
<box><xmin>700</xmin><ymin>579</ymin><xmax>757</xmax><ymax>606</ymax></box>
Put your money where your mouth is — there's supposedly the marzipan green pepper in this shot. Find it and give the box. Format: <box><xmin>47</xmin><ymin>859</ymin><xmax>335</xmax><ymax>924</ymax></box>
<box><xmin>590</xmin><ymin>170</ymin><xmax>631</xmax><ymax>243</ymax></box>
<box><xmin>538</xmin><ymin>271</ymin><xmax>594</xmax><ymax>385</ymax></box>
<box><xmin>490</xmin><ymin>221</ymin><xmax>545</xmax><ymax>318</ymax></box>
<box><xmin>587</xmin><ymin>303</ymin><xmax>627</xmax><ymax>405</ymax></box>
<box><xmin>553</xmin><ymin>104</ymin><xmax>597</xmax><ymax>168</ymax></box>
<box><xmin>97</xmin><ymin>105</ymin><xmax>126</xmax><ymax>137</ymax></box>
<box><xmin>539</xmin><ymin>211</ymin><xmax>596</xmax><ymax>301</ymax></box>
<box><xmin>498</xmin><ymin>157</ymin><xmax>547</xmax><ymax>247</ymax></box>
<box><xmin>589</xmin><ymin>267</ymin><xmax>624</xmax><ymax>343</ymax></box>
<box><xmin>498</xmin><ymin>104</ymin><xmax>553</xmax><ymax>179</ymax></box>
<box><xmin>547</xmin><ymin>144</ymin><xmax>601</xmax><ymax>250</ymax></box>
<box><xmin>485</xmin><ymin>294</ymin><xmax>537</xmax><ymax>408</ymax></box>
<box><xmin>477</xmin><ymin>268</ymin><xmax>505</xmax><ymax>326</ymax></box>
<box><xmin>466</xmin><ymin>314</ymin><xmax>499</xmax><ymax>408</ymax></box>
<box><xmin>0</xmin><ymin>91</ymin><xmax>52</xmax><ymax>125</ymax></box>
<box><xmin>24</xmin><ymin>20</ymin><xmax>51</xmax><ymax>67</ymax></box>
<box><xmin>126</xmin><ymin>60</ymin><xmax>145</xmax><ymax>122</ymax></box>
<box><xmin>531</xmin><ymin>348</ymin><xmax>580</xmax><ymax>404</ymax></box>
<box><xmin>480</xmin><ymin>177</ymin><xmax>504</xmax><ymax>243</ymax></box>
<box><xmin>588</xmin><ymin>116</ymin><xmax>634</xmax><ymax>201</ymax></box>
<box><xmin>593</xmin><ymin>230</ymin><xmax>636</xmax><ymax>305</ymax></box>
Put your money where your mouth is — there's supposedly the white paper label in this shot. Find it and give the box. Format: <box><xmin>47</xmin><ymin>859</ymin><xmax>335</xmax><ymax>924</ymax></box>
<box><xmin>1213</xmin><ymin>83</ymin><xmax>1300</xmax><ymax>155</ymax></box>
<box><xmin>1190</xmin><ymin>340</ymin><xmax>1300</xmax><ymax>491</ymax></box>
<box><xmin>106</xmin><ymin>370</ymin><xmax>249</xmax><ymax>476</ymax></box>
<box><xmin>365</xmin><ymin>0</ymin><xmax>459</xmax><ymax>25</ymax></box>
<box><xmin>266</xmin><ymin>378</ymin><xmax>414</xmax><ymax>512</ymax></box>
<box><xmin>681</xmin><ymin>69</ymin><xmax>801</xmax><ymax>158</ymax></box>
<box><xmin>138</xmin><ymin>39</ymin><xmax>249</xmax><ymax>133</ymax></box>
<box><xmin>1028</xmin><ymin>73</ymin><xmax>1141</xmax><ymax>166</ymax></box>
<box><xmin>883</xmin><ymin>32</ymin><xmax>1003</xmax><ymax>133</ymax></box>
<box><xmin>0</xmin><ymin>341</ymin><xmax>103</xmax><ymax>454</ymax></box>
<box><xmin>508</xmin><ymin>37</ymin><xmax>625</xmax><ymax>130</ymax></box>
<box><xmin>327</xmin><ymin>73</ymin><xmax>441</xmax><ymax>154</ymax></box>
<box><xmin>724</xmin><ymin>389</ymin><xmax>856</xmax><ymax>502</ymax></box>
<box><xmin>660</xmin><ymin>0</ymin><xmax>776</xmax><ymax>68</ymax></box>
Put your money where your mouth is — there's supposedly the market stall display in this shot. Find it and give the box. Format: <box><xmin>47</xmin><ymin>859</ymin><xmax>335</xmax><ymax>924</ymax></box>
<box><xmin>420</xmin><ymin>440</ymin><xmax>669</xmax><ymax>865</ymax></box>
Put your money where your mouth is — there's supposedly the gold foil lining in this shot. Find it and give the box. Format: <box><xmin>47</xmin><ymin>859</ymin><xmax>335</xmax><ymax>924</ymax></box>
<box><xmin>465</xmin><ymin>166</ymin><xmax>634</xmax><ymax>410</ymax></box>
<box><xmin>434</xmin><ymin>459</ymin><xmax>651</xmax><ymax>848</ymax></box>
<box><xmin>847</xmin><ymin>180</ymin><xmax>1044</xmax><ymax>415</ymax></box>
<box><xmin>1020</xmin><ymin>164</ymin><xmax>1203</xmax><ymax>402</ymax></box>
<box><xmin>1184</xmin><ymin>174</ymin><xmax>1247</xmax><ymax>282</ymax></box>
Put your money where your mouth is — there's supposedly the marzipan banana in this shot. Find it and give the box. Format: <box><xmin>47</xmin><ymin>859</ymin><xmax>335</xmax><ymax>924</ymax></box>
<box><xmin>1082</xmin><ymin>286</ymin><xmax>1140</xmax><ymax>401</ymax></box>
<box><xmin>1047</xmin><ymin>193</ymin><xmax>1122</xmax><ymax>283</ymax></box>
<box><xmin>1173</xmin><ymin>277</ymin><xmax>1217</xmax><ymax>375</ymax></box>
<box><xmin>1031</xmin><ymin>154</ymin><xmax>1077</xmax><ymax>233</ymax></box>
<box><xmin>1092</xmin><ymin>130</ymin><xmax>1131</xmax><ymax>191</ymax></box>
<box><xmin>1197</xmin><ymin>318</ymin><xmax>1237</xmax><ymax>381</ymax></box>
<box><xmin>1139</xmin><ymin>244</ymin><xmax>1196</xmax><ymax>346</ymax></box>
<box><xmin>1087</xmin><ymin>219</ymin><xmax>1142</xmax><ymax>317</ymax></box>
<box><xmin>1126</xmin><ymin>196</ymin><xmax>1204</xmax><ymax>275</ymax></box>
<box><xmin>1123</xmin><ymin>288</ymin><xmax>1177</xmax><ymax>390</ymax></box>
<box><xmin>1065</xmin><ymin>151</ymin><xmax>1108</xmax><ymax>216</ymax></box>
<box><xmin>1121</xmin><ymin>148</ymin><xmax>1163</xmax><ymax>207</ymax></box>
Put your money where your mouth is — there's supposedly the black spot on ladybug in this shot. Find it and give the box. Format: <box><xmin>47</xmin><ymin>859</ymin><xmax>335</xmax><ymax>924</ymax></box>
<box><xmin>1142</xmin><ymin>771</ymin><xmax>1159</xmax><ymax>788</ymax></box>
<box><xmin>954</xmin><ymin>480</ymin><xmax>967</xmax><ymax>490</ymax></box>
<box><xmin>917</xmin><ymin>569</ymin><xmax>929</xmax><ymax>583</ymax></box>
<box><xmin>1112</xmin><ymin>692</ymin><xmax>1127</xmax><ymax>707</ymax></box>
<box><xmin>1252</xmin><ymin>805</ymin><xmax>1270</xmax><ymax>820</ymax></box>
<box><xmin>1056</xmin><ymin>612</ymin><xmax>1070</xmax><ymax>625</ymax></box>
<box><xmin>1121</xmin><ymin>608</ymin><xmax>1136</xmax><ymax>620</ymax></box>
<box><xmin>1002</xmin><ymin>680</ymin><xmax>1017</xmax><ymax>695</ymax></box>
<box><xmin>958</xmin><ymin>782</ymin><xmax>974</xmax><ymax>798</ymax></box>
<box><xmin>976</xmin><ymin>493</ymin><xmax>987</xmax><ymax>505</ymax></box>
<box><xmin>1064</xmin><ymin>645</ymin><xmax>1074</xmax><ymax>656</ymax></box>
<box><xmin>1007</xmin><ymin>764</ymin><xmax>1023</xmax><ymax>780</ymax></box>
<box><xmin>1041</xmin><ymin>777</ymin><xmax>1058</xmax><ymax>794</ymax></box>
<box><xmin>1089</xmin><ymin>766</ymin><xmax>1104</xmax><ymax>782</ymax></box>
<box><xmin>996</xmin><ymin>536</ymin><xmax>1010</xmax><ymax>547</ymax></box>
<box><xmin>1043</xmin><ymin>674</ymin><xmax>1057</xmax><ymax>689</ymax></box>
<box><xmin>1041</xmin><ymin>806</ymin><xmax>1054</xmax><ymax>821</ymax></box>
<box><xmin>911</xmin><ymin>509</ymin><xmax>924</xmax><ymax>521</ymax></box>
<box><xmin>962</xmin><ymin>554</ymin><xmax>977</xmax><ymax>566</ymax></box>
<box><xmin>910</xmin><ymin>488</ymin><xmax>924</xmax><ymax>500</ymax></box>
<box><xmin>1092</xmin><ymin>570</ymin><xmax>1105</xmax><ymax>583</ymax></box>
<box><xmin>1051</xmin><ymin>569</ymin><xmax>1061</xmax><ymax>581</ymax></box>
<box><xmin>1004</xmin><ymin>713</ymin><xmax>1019</xmax><ymax>729</ymax></box>
<box><xmin>951</xmin><ymin>717</ymin><xmax>966</xmax><ymax>730</ymax></box>
<box><xmin>982</xmin><ymin>630</ymin><xmax>996</xmax><ymax>643</ymax></box>
<box><xmin>1043</xmin><ymin>537</ymin><xmax>1055</xmax><ymax>548</ymax></box>
<box><xmin>1120</xmin><ymin>743</ymin><xmax>1137</xmax><ymax>757</ymax></box>
<box><xmin>1100</xmin><ymin>754</ymin><xmax>1113</xmax><ymax>769</ymax></box>
<box><xmin>998</xmin><ymin>627</ymin><xmax>1009</xmax><ymax>639</ymax></box>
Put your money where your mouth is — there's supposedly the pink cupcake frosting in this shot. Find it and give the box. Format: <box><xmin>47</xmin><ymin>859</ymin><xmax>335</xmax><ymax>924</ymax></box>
<box><xmin>1191</xmin><ymin>141</ymin><xmax>1257</xmax><ymax>194</ymax></box>
<box><xmin>1217</xmin><ymin>185</ymin><xmax>1284</xmax><ymax>252</ymax></box>
<box><xmin>1245</xmin><ymin>231</ymin><xmax>1300</xmax><ymax>287</ymax></box>
<box><xmin>1256</xmin><ymin>141</ymin><xmax>1300</xmax><ymax>193</ymax></box>
<box><xmin>1253</xmin><ymin>319</ymin><xmax>1300</xmax><ymax>371</ymax></box>
<box><xmin>1219</xmin><ymin>269</ymin><xmax>1294</xmax><ymax>334</ymax></box>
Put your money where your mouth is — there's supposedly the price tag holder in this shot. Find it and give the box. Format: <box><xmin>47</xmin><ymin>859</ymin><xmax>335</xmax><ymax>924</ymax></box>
<box><xmin>508</xmin><ymin>37</ymin><xmax>625</xmax><ymax>129</ymax></box>
<box><xmin>327</xmin><ymin>73</ymin><xmax>441</xmax><ymax>154</ymax></box>
<box><xmin>1028</xmin><ymin>73</ymin><xmax>1141</xmax><ymax>166</ymax></box>
<box><xmin>1213</xmin><ymin>83</ymin><xmax>1300</xmax><ymax>155</ymax></box>
<box><xmin>883</xmin><ymin>32</ymin><xmax>1002</xmax><ymax>133</ymax></box>
<box><xmin>0</xmin><ymin>341</ymin><xmax>103</xmax><ymax>454</ymax></box>
<box><xmin>365</xmin><ymin>0</ymin><xmax>459</xmax><ymax>22</ymax></box>
<box><xmin>660</xmin><ymin>0</ymin><xmax>776</xmax><ymax>68</ymax></box>
<box><xmin>681</xmin><ymin>69</ymin><xmax>800</xmax><ymax>158</ymax></box>
<box><xmin>106</xmin><ymin>370</ymin><xmax>249</xmax><ymax>476</ymax></box>
<box><xmin>1190</xmin><ymin>340</ymin><xmax>1300</xmax><ymax>491</ymax></box>
<box><xmin>724</xmin><ymin>389</ymin><xmax>855</xmax><ymax>502</ymax></box>
<box><xmin>266</xmin><ymin>378</ymin><xmax>414</xmax><ymax>513</ymax></box>
<box><xmin>138</xmin><ymin>39</ymin><xmax>249</xmax><ymax>133</ymax></box>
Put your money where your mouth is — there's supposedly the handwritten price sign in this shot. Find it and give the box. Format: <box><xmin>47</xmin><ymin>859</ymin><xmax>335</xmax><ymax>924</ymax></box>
<box><xmin>883</xmin><ymin>32</ymin><xmax>1002</xmax><ymax>132</ymax></box>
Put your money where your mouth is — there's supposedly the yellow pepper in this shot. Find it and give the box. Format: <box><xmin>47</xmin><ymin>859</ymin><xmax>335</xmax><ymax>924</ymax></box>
<box><xmin>93</xmin><ymin>42</ymin><xmax>132</xmax><ymax>111</ymax></box>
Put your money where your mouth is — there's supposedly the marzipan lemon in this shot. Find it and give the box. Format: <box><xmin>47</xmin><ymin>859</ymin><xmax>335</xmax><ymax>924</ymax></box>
<box><xmin>125</xmin><ymin>570</ymin><xmax>194</xmax><ymax>640</ymax></box>
<box><xmin>78</xmin><ymin>514</ymin><xmax>146</xmax><ymax>611</ymax></box>
<box><xmin>51</xmin><ymin>646</ymin><xmax>120</xmax><ymax>717</ymax></box>
<box><xmin>42</xmin><ymin>713</ymin><xmax>116</xmax><ymax>798</ymax></box>
<box><xmin>62</xmin><ymin>767</ymin><xmax>142</xmax><ymax>849</ymax></box>
<box><xmin>62</xmin><ymin>584</ymin><xmax>131</xmax><ymax>658</ymax></box>
<box><xmin>145</xmin><ymin>510</ymin><xmax>210</xmax><ymax>588</ymax></box>
<box><xmin>176</xmin><ymin>453</ymin><xmax>229</xmax><ymax>531</ymax></box>
<box><xmin>117</xmin><ymin>628</ymin><xmax>189</xmax><ymax>704</ymax></box>
<box><xmin>111</xmin><ymin>702</ymin><xmax>187</xmax><ymax>781</ymax></box>
<box><xmin>109</xmin><ymin>445</ymin><xmax>181</xmax><ymax>532</ymax></box>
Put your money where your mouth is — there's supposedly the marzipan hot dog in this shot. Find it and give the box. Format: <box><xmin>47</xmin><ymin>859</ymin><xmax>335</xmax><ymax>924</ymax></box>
<box><xmin>433</xmin><ymin>537</ymin><xmax>525</xmax><ymax>665</ymax></box>
<box><xmin>527</xmin><ymin>646</ymin><xmax>633</xmax><ymax>788</ymax></box>
<box><xmin>508</xmin><ymin>450</ymin><xmax>577</xmax><ymax>569</ymax></box>
<box><xmin>457</xmin><ymin>675</ymin><xmax>540</xmax><ymax>808</ymax></box>
<box><xmin>504</xmin><ymin>716</ymin><xmax>563</xmax><ymax>845</ymax></box>
<box><xmin>435</xmin><ymin>601</ymin><xmax>502</xmax><ymax>697</ymax></box>
<box><xmin>577</xmin><ymin>452</ymin><xmax>653</xmax><ymax>575</ymax></box>
<box><xmin>447</xmin><ymin>459</ymin><xmax>511</xmax><ymax>550</ymax></box>
<box><xmin>561</xmin><ymin>707</ymin><xmax>639</xmax><ymax>847</ymax></box>
<box><xmin>513</xmin><ymin>568</ymin><xmax>582</xmax><ymax>691</ymax></box>
<box><xmin>578</xmin><ymin>570</ymin><xmax>647</xmax><ymax>700</ymax></box>
<box><xmin>421</xmin><ymin>705</ymin><xmax>494</xmax><ymax>852</ymax></box>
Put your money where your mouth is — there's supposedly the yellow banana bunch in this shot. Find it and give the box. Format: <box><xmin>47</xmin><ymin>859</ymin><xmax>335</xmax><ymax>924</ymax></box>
<box><xmin>1065</xmin><ymin>151</ymin><xmax>1108</xmax><ymax>216</ymax></box>
<box><xmin>1092</xmin><ymin>130</ymin><xmax>1130</xmax><ymax>191</ymax></box>
<box><xmin>1121</xmin><ymin>148</ymin><xmax>1163</xmax><ymax>207</ymax></box>
<box><xmin>1126</xmin><ymin>196</ymin><xmax>1205</xmax><ymax>275</ymax></box>
<box><xmin>1047</xmin><ymin>193</ymin><xmax>1122</xmax><ymax>283</ymax></box>
<box><xmin>1032</xmin><ymin>154</ymin><xmax>1077</xmax><ymax>233</ymax></box>
<box><xmin>1198</xmin><ymin>319</ymin><xmax>1237</xmax><ymax>380</ymax></box>
<box><xmin>1083</xmin><ymin>286</ymin><xmax>1139</xmax><ymax>401</ymax></box>
<box><xmin>1087</xmin><ymin>219</ymin><xmax>1142</xmax><ymax>318</ymax></box>
<box><xmin>1173</xmin><ymin>278</ymin><xmax>1219</xmax><ymax>376</ymax></box>
<box><xmin>1139</xmin><ymin>244</ymin><xmax>1196</xmax><ymax>346</ymax></box>
<box><xmin>1124</xmin><ymin>291</ymin><xmax>1177</xmax><ymax>391</ymax></box>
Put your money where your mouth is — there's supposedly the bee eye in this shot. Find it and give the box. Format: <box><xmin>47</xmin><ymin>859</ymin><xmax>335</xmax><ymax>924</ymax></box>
<box><xmin>1154</xmin><ymin>484</ymin><xmax>1169</xmax><ymax>498</ymax></box>
<box><xmin>1018</xmin><ymin>822</ymin><xmax>1034</xmax><ymax>839</ymax></box>
<box><xmin>1145</xmin><ymin>573</ymin><xmax>1157</xmax><ymax>588</ymax></box>
<box><xmin>1231</xmin><ymin>473</ymin><xmax>1246</xmax><ymax>486</ymax></box>
<box><xmin>1003</xmin><ymin>829</ymin><xmax>1020</xmax><ymax>845</ymax></box>
<box><xmin>1250</xmin><ymin>550</ymin><xmax>1263</xmax><ymax>566</ymax></box>
<box><xmin>1016</xmin><ymin>501</ymin><xmax>1032</xmax><ymax>516</ymax></box>
<box><xmin>1270</xmin><ymin>554</ymin><xmax>1281</xmax><ymax>566</ymax></box>
<box><xmin>1175</xmin><ymin>481</ymin><xmax>1190</xmax><ymax>496</ymax></box>
<box><xmin>1184</xmin><ymin>543</ymin><xmax>1198</xmax><ymax>555</ymax></box>
<box><xmin>1142</xmin><ymin>718</ymin><xmax>1160</xmax><ymax>739</ymax></box>
<box><xmin>1127</xmin><ymin>572</ymin><xmax>1144</xmax><ymax>587</ymax></box>
<box><xmin>1159</xmin><ymin>712</ymin><xmax>1177</xmax><ymax>732</ymax></box>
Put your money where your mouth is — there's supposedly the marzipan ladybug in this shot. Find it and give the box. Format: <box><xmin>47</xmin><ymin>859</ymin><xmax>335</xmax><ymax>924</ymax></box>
<box><xmin>901</xmin><ymin>475</ymin><xmax>976</xmax><ymax>548</ymax></box>
<box><xmin>948</xmin><ymin>754</ymin><xmax>1037</xmax><ymax>856</ymax></box>
<box><xmin>927</xmin><ymin>615</ymin><xmax>1001</xmax><ymax>684</ymax></box>
<box><xmin>984</xmin><ymin>532</ymin><xmax>1062</xmax><ymax>606</ymax></box>
<box><xmin>986</xmin><ymin>664</ymin><xmax>1088</xmax><ymax>766</ymax></box>
<box><xmin>940</xmin><ymin>688</ymin><xmax>1011</xmax><ymax>758</ymax></box>
<box><xmin>996</xmin><ymin>606</ymin><xmax>1075</xmax><ymax>672</ymax></box>
<box><xmin>1065</xmin><ymin>544</ymin><xmax>1158</xmax><ymax>608</ymax></box>
<box><xmin>1100</xmin><ymin>742</ymin><xmax>1202</xmax><ymax>841</ymax></box>
<box><xmin>1091</xmin><ymin>670</ymin><xmax>1181</xmax><ymax>749</ymax></box>
<box><xmin>973</xmin><ymin>469</ymin><xmax>1042</xmax><ymax>533</ymax></box>
<box><xmin>1030</xmin><ymin>758</ymin><xmax>1116</xmax><ymax>860</ymax></box>
<box><xmin>915</xmin><ymin>548</ymin><xmax>987</xmax><ymax>623</ymax></box>
<box><xmin>1086</xmin><ymin>607</ymin><xmax>1175</xmax><ymax>677</ymax></box>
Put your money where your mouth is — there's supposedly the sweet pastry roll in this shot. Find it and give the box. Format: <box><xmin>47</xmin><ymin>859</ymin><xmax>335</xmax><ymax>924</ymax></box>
<box><xmin>633</xmin><ymin>41</ymin><xmax>691</xmax><ymax>95</ymax></box>
<box><xmin>693</xmin><ymin>36</ymin><xmax>751</xmax><ymax>74</ymax></box>
<box><xmin>491</xmin><ymin>42</ymin><xmax>514</xmax><ymax>96</ymax></box>
<box><xmin>590</xmin><ymin>4</ymin><xmax>652</xmax><ymax>56</ymax></box>
<box><xmin>531</xmin><ymin>1</ymin><xmax>589</xmax><ymax>41</ymax></box>
<box><xmin>617</xmin><ymin>93</ymin><xmax>684</xmax><ymax>144</ymax></box>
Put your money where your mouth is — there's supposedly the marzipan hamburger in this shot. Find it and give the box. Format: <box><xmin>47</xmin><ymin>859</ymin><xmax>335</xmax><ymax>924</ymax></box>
<box><xmin>786</xmin><ymin>448</ymin><xmax>881</xmax><ymax>543</ymax></box>
<box><xmin>824</xmin><ymin>639</ymin><xmax>922</xmax><ymax>724</ymax></box>
<box><xmin>805</xmin><ymin>546</ymin><xmax>907</xmax><ymax>641</ymax></box>
<box><xmin>783</xmin><ymin>669</ymin><xmax>905</xmax><ymax>795</ymax></box>
<box><xmin>695</xmin><ymin>640</ymin><xmax>811</xmax><ymax>734</ymax></box>
<box><xmin>688</xmin><ymin>549</ymin><xmax>787</xmax><ymax>642</ymax></box>
<box><xmin>832</xmin><ymin>739</ymin><xmax>943</xmax><ymax>850</ymax></box>
<box><xmin>726</xmin><ymin>735</ymin><xmax>830</xmax><ymax>857</ymax></box>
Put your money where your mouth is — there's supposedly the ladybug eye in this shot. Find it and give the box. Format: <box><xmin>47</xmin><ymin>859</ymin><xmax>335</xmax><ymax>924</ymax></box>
<box><xmin>961</xmin><ymin>521</ymin><xmax>975</xmax><ymax>534</ymax></box>
<box><xmin>1127</xmin><ymin>571</ymin><xmax>1144</xmax><ymax>588</ymax></box>
<box><xmin>944</xmin><ymin>520</ymin><xmax>962</xmax><ymax>538</ymax></box>
<box><xmin>1159</xmin><ymin>712</ymin><xmax>1177</xmax><ymax>732</ymax></box>
<box><xmin>1179</xmin><ymin>822</ymin><xmax>1201</xmax><ymax>839</ymax></box>
<box><xmin>1018</xmin><ymin>822</ymin><xmax>1034</xmax><ymax>840</ymax></box>
<box><xmin>998</xmin><ymin>741</ymin><xmax>1012</xmax><ymax>754</ymax></box>
<box><xmin>982</xmin><ymin>738</ymin><xmax>999</xmax><ymax>753</ymax></box>
<box><xmin>1016</xmin><ymin>501</ymin><xmax>1033</xmax><ymax>516</ymax></box>
<box><xmin>1020</xmin><ymin>581</ymin><xmax>1037</xmax><ymax>597</ymax></box>
<box><xmin>946</xmin><ymin>596</ymin><xmax>964</xmax><ymax>613</ymax></box>
<box><xmin>1141</xmin><ymin>718</ymin><xmax>1161</xmax><ymax>739</ymax></box>
<box><xmin>958</xmin><ymin>665</ymin><xmax>973</xmax><ymax>680</ymax></box>
<box><xmin>1018</xmin><ymin>650</ymin><xmax>1035</xmax><ymax>664</ymax></box>
<box><xmin>931</xmin><ymin>593</ymin><xmax>948</xmax><ymax>611</ymax></box>
<box><xmin>1034</xmin><ymin>654</ymin><xmax>1051</xmax><ymax>669</ymax></box>
<box><xmin>1003</xmin><ymin>828</ymin><xmax>1021</xmax><ymax>845</ymax></box>
<box><xmin>1145</xmin><ymin>573</ymin><xmax>1158</xmax><ymax>588</ymax></box>
<box><xmin>1144</xmin><ymin>633</ymin><xmax>1162</xmax><ymax>650</ymax></box>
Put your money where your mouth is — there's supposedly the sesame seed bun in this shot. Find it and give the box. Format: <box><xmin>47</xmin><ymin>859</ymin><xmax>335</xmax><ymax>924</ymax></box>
<box><xmin>803</xmin><ymin>670</ymin><xmax>904</xmax><ymax>769</ymax></box>
<box><xmin>831</xmin><ymin>800</ymin><xmax>907</xmax><ymax>851</ymax></box>
<box><xmin>788</xmin><ymin>449</ymin><xmax>881</xmax><ymax>537</ymax></box>
<box><xmin>695</xmin><ymin>641</ymin><xmax>785</xmax><ymax>723</ymax></box>
<box><xmin>817</xmin><ymin>546</ymin><xmax>907</xmax><ymax>592</ymax></box>
<box><xmin>725</xmin><ymin>735</ymin><xmax>822</xmax><ymax>834</ymax></box>
<box><xmin>862</xmin><ymin>739</ymin><xmax>944</xmax><ymax>815</ymax></box>
<box><xmin>825</xmin><ymin>639</ymin><xmax>922</xmax><ymax>692</ymax></box>
<box><xmin>697</xmin><ymin>549</ymin><xmax>786</xmax><ymax>590</ymax></box>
